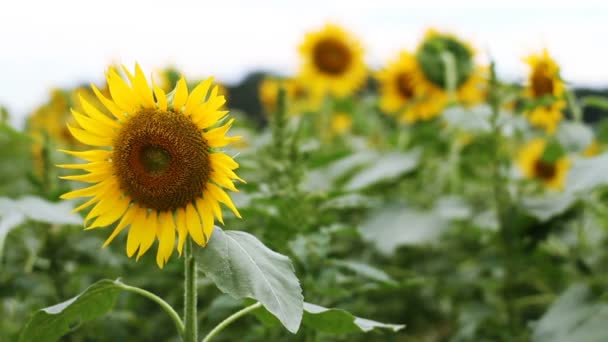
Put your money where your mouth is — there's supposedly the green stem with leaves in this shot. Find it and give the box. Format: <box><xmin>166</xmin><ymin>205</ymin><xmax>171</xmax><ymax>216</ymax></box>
<box><xmin>202</xmin><ymin>302</ymin><xmax>262</xmax><ymax>342</ymax></box>
<box><xmin>184</xmin><ymin>239</ymin><xmax>198</xmax><ymax>342</ymax></box>
<box><xmin>488</xmin><ymin>62</ymin><xmax>518</xmax><ymax>334</ymax></box>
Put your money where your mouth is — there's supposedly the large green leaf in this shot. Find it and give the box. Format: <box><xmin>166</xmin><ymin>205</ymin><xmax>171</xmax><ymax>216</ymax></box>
<box><xmin>0</xmin><ymin>196</ymin><xmax>81</xmax><ymax>260</ymax></box>
<box><xmin>303</xmin><ymin>303</ymin><xmax>404</xmax><ymax>333</ymax></box>
<box><xmin>19</xmin><ymin>279</ymin><xmax>123</xmax><ymax>342</ymax></box>
<box><xmin>255</xmin><ymin>302</ymin><xmax>404</xmax><ymax>334</ymax></box>
<box><xmin>532</xmin><ymin>284</ymin><xmax>608</xmax><ymax>342</ymax></box>
<box><xmin>360</xmin><ymin>205</ymin><xmax>447</xmax><ymax>255</ymax></box>
<box><xmin>566</xmin><ymin>153</ymin><xmax>608</xmax><ymax>193</ymax></box>
<box><xmin>345</xmin><ymin>151</ymin><xmax>420</xmax><ymax>191</ymax></box>
<box><xmin>521</xmin><ymin>193</ymin><xmax>578</xmax><ymax>222</ymax></box>
<box><xmin>198</xmin><ymin>227</ymin><xmax>304</xmax><ymax>333</ymax></box>
<box><xmin>556</xmin><ymin>122</ymin><xmax>594</xmax><ymax>153</ymax></box>
<box><xmin>331</xmin><ymin>259</ymin><xmax>397</xmax><ymax>286</ymax></box>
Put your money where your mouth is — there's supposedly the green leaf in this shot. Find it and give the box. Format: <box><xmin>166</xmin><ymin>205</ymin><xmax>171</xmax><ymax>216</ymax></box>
<box><xmin>331</xmin><ymin>260</ymin><xmax>397</xmax><ymax>286</ymax></box>
<box><xmin>532</xmin><ymin>284</ymin><xmax>608</xmax><ymax>342</ymax></box>
<box><xmin>303</xmin><ymin>303</ymin><xmax>404</xmax><ymax>333</ymax></box>
<box><xmin>566</xmin><ymin>153</ymin><xmax>608</xmax><ymax>193</ymax></box>
<box><xmin>582</xmin><ymin>95</ymin><xmax>608</xmax><ymax>111</ymax></box>
<box><xmin>0</xmin><ymin>196</ymin><xmax>81</xmax><ymax>260</ymax></box>
<box><xmin>521</xmin><ymin>193</ymin><xmax>578</xmax><ymax>222</ymax></box>
<box><xmin>198</xmin><ymin>227</ymin><xmax>304</xmax><ymax>333</ymax></box>
<box><xmin>255</xmin><ymin>302</ymin><xmax>405</xmax><ymax>334</ymax></box>
<box><xmin>19</xmin><ymin>279</ymin><xmax>123</xmax><ymax>342</ymax></box>
<box><xmin>345</xmin><ymin>151</ymin><xmax>420</xmax><ymax>191</ymax></box>
<box><xmin>360</xmin><ymin>205</ymin><xmax>447</xmax><ymax>255</ymax></box>
<box><xmin>556</xmin><ymin>122</ymin><xmax>594</xmax><ymax>153</ymax></box>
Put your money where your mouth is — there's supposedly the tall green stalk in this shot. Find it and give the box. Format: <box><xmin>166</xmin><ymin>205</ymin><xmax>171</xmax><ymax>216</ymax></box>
<box><xmin>184</xmin><ymin>239</ymin><xmax>198</xmax><ymax>342</ymax></box>
<box><xmin>488</xmin><ymin>62</ymin><xmax>518</xmax><ymax>334</ymax></box>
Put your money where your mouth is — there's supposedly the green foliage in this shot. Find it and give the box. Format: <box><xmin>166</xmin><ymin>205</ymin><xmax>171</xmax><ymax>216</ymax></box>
<box><xmin>19</xmin><ymin>279</ymin><xmax>123</xmax><ymax>342</ymax></box>
<box><xmin>416</xmin><ymin>33</ymin><xmax>474</xmax><ymax>88</ymax></box>
<box><xmin>198</xmin><ymin>227</ymin><xmax>304</xmax><ymax>333</ymax></box>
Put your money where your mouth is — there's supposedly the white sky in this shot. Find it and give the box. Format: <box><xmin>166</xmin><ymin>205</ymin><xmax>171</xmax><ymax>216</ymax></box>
<box><xmin>1</xmin><ymin>0</ymin><xmax>607</xmax><ymax>127</ymax></box>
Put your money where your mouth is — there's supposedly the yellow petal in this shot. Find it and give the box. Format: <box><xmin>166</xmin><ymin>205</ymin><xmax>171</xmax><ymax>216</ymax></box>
<box><xmin>132</xmin><ymin>63</ymin><xmax>156</xmax><ymax>108</ymax></box>
<box><xmin>207</xmin><ymin>183</ymin><xmax>241</xmax><ymax>218</ymax></box>
<box><xmin>91</xmin><ymin>84</ymin><xmax>125</xmax><ymax>120</ymax></box>
<box><xmin>185</xmin><ymin>202</ymin><xmax>205</xmax><ymax>246</ymax></box>
<box><xmin>60</xmin><ymin>181</ymin><xmax>109</xmax><ymax>200</ymax></box>
<box><xmin>207</xmin><ymin>196</ymin><xmax>224</xmax><ymax>224</ymax></box>
<box><xmin>79</xmin><ymin>95</ymin><xmax>121</xmax><ymax>128</ymax></box>
<box><xmin>137</xmin><ymin>211</ymin><xmax>158</xmax><ymax>260</ymax></box>
<box><xmin>103</xmin><ymin>205</ymin><xmax>136</xmax><ymax>247</ymax></box>
<box><xmin>67</xmin><ymin>125</ymin><xmax>113</xmax><ymax>146</ymax></box>
<box><xmin>210</xmin><ymin>171</ymin><xmax>238</xmax><ymax>192</ymax></box>
<box><xmin>107</xmin><ymin>69</ymin><xmax>140</xmax><ymax>113</ymax></box>
<box><xmin>173</xmin><ymin>77</ymin><xmax>188</xmax><ymax>112</ymax></box>
<box><xmin>152</xmin><ymin>77</ymin><xmax>168</xmax><ymax>111</ymax></box>
<box><xmin>72</xmin><ymin>196</ymin><xmax>98</xmax><ymax>213</ymax></box>
<box><xmin>175</xmin><ymin>207</ymin><xmax>188</xmax><ymax>255</ymax></box>
<box><xmin>87</xmin><ymin>195</ymin><xmax>131</xmax><ymax>229</ymax></box>
<box><xmin>84</xmin><ymin>187</ymin><xmax>122</xmax><ymax>223</ymax></box>
<box><xmin>126</xmin><ymin>207</ymin><xmax>147</xmax><ymax>257</ymax></box>
<box><xmin>195</xmin><ymin>196</ymin><xmax>215</xmax><ymax>243</ymax></box>
<box><xmin>59</xmin><ymin>149</ymin><xmax>112</xmax><ymax>162</ymax></box>
<box><xmin>210</xmin><ymin>153</ymin><xmax>239</xmax><ymax>170</ymax></box>
<box><xmin>185</xmin><ymin>77</ymin><xmax>213</xmax><ymax>115</ymax></box>
<box><xmin>156</xmin><ymin>212</ymin><xmax>175</xmax><ymax>268</ymax></box>
<box><xmin>71</xmin><ymin>109</ymin><xmax>116</xmax><ymax>138</ymax></box>
<box><xmin>57</xmin><ymin>161</ymin><xmax>112</xmax><ymax>173</ymax></box>
<box><xmin>60</xmin><ymin>169</ymin><xmax>113</xmax><ymax>183</ymax></box>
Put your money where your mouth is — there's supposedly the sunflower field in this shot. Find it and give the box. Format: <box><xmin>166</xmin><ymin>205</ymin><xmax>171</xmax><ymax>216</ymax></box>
<box><xmin>3</xmin><ymin>20</ymin><xmax>608</xmax><ymax>342</ymax></box>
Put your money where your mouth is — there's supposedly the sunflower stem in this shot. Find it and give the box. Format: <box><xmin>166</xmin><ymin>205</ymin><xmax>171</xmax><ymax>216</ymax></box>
<box><xmin>118</xmin><ymin>282</ymin><xmax>185</xmax><ymax>337</ymax></box>
<box><xmin>201</xmin><ymin>302</ymin><xmax>262</xmax><ymax>342</ymax></box>
<box><xmin>488</xmin><ymin>61</ymin><xmax>518</xmax><ymax>335</ymax></box>
<box><xmin>184</xmin><ymin>239</ymin><xmax>198</xmax><ymax>342</ymax></box>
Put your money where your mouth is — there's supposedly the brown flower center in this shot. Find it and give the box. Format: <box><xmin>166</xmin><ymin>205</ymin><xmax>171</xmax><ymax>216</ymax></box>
<box><xmin>533</xmin><ymin>160</ymin><xmax>557</xmax><ymax>180</ymax></box>
<box><xmin>395</xmin><ymin>72</ymin><xmax>415</xmax><ymax>99</ymax></box>
<box><xmin>313</xmin><ymin>38</ymin><xmax>352</xmax><ymax>75</ymax></box>
<box><xmin>531</xmin><ymin>63</ymin><xmax>554</xmax><ymax>98</ymax></box>
<box><xmin>113</xmin><ymin>109</ymin><xmax>210</xmax><ymax>211</ymax></box>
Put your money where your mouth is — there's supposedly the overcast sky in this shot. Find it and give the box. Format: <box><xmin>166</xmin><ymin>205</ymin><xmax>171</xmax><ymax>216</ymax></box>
<box><xmin>1</xmin><ymin>0</ymin><xmax>607</xmax><ymax>127</ymax></box>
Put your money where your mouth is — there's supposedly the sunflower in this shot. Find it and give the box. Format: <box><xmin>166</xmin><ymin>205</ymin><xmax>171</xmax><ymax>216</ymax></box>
<box><xmin>59</xmin><ymin>64</ymin><xmax>243</xmax><ymax>268</ymax></box>
<box><xmin>523</xmin><ymin>49</ymin><xmax>566</xmax><ymax>133</ymax></box>
<box><xmin>376</xmin><ymin>51</ymin><xmax>446</xmax><ymax>123</ymax></box>
<box><xmin>258</xmin><ymin>77</ymin><xmax>318</xmax><ymax>115</ymax></box>
<box><xmin>330</xmin><ymin>111</ymin><xmax>352</xmax><ymax>135</ymax></box>
<box><xmin>583</xmin><ymin>140</ymin><xmax>601</xmax><ymax>157</ymax></box>
<box><xmin>415</xmin><ymin>29</ymin><xmax>486</xmax><ymax>108</ymax></box>
<box><xmin>28</xmin><ymin>89</ymin><xmax>79</xmax><ymax>148</ymax></box>
<box><xmin>517</xmin><ymin>138</ymin><xmax>570</xmax><ymax>190</ymax></box>
<box><xmin>298</xmin><ymin>24</ymin><xmax>367</xmax><ymax>98</ymax></box>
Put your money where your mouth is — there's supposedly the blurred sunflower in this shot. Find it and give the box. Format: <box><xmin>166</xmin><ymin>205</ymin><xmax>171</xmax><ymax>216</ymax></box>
<box><xmin>523</xmin><ymin>49</ymin><xmax>566</xmax><ymax>133</ymax></box>
<box><xmin>258</xmin><ymin>77</ymin><xmax>318</xmax><ymax>115</ymax></box>
<box><xmin>415</xmin><ymin>29</ymin><xmax>486</xmax><ymax>108</ymax></box>
<box><xmin>27</xmin><ymin>87</ymin><xmax>108</xmax><ymax>178</ymax></box>
<box><xmin>28</xmin><ymin>89</ymin><xmax>79</xmax><ymax>148</ymax></box>
<box><xmin>330</xmin><ymin>111</ymin><xmax>352</xmax><ymax>135</ymax></box>
<box><xmin>583</xmin><ymin>140</ymin><xmax>601</xmax><ymax>157</ymax></box>
<box><xmin>517</xmin><ymin>138</ymin><xmax>570</xmax><ymax>190</ymax></box>
<box><xmin>298</xmin><ymin>24</ymin><xmax>366</xmax><ymax>98</ymax></box>
<box><xmin>376</xmin><ymin>51</ymin><xmax>446</xmax><ymax>123</ymax></box>
<box><xmin>59</xmin><ymin>64</ymin><xmax>243</xmax><ymax>268</ymax></box>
